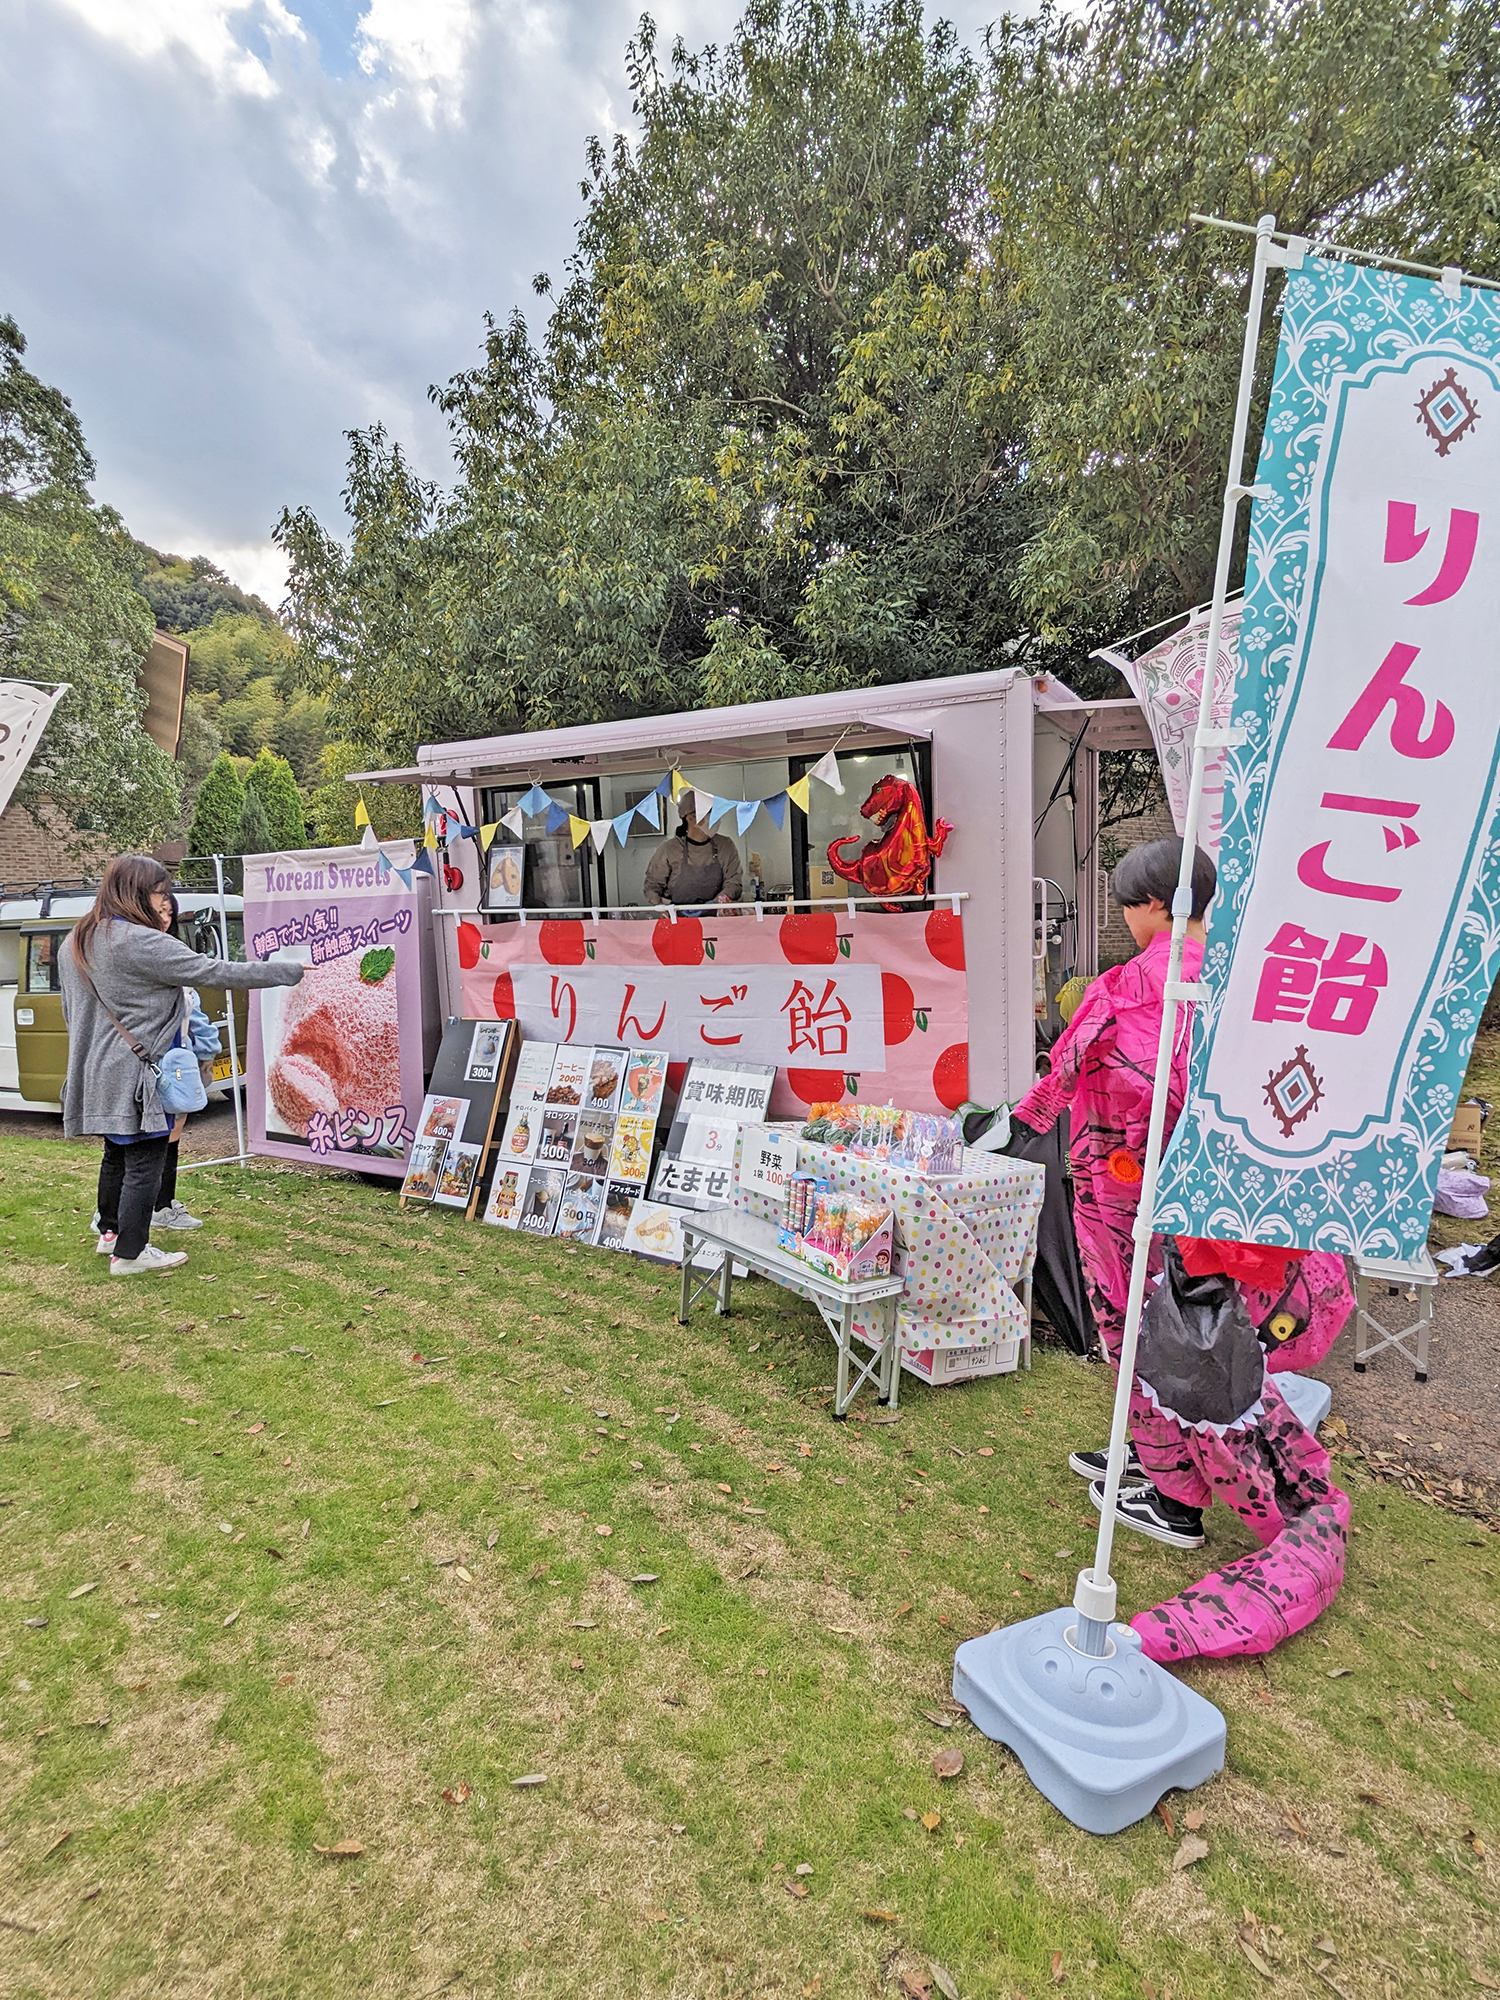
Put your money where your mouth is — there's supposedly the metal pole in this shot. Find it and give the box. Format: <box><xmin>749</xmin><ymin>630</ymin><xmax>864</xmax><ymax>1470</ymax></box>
<box><xmin>183</xmin><ymin>853</ymin><xmax>251</xmax><ymax>1176</ymax></box>
<box><xmin>1072</xmin><ymin>213</ymin><xmax>1282</xmax><ymax>1655</ymax></box>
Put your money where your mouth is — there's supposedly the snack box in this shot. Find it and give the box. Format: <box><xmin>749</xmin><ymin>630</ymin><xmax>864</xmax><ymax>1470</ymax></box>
<box><xmin>782</xmin><ymin>1210</ymin><xmax>895</xmax><ymax>1285</ymax></box>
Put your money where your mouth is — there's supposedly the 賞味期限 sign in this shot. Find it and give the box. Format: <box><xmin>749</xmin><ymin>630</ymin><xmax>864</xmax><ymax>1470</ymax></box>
<box><xmin>1155</xmin><ymin>255</ymin><xmax>1500</xmax><ymax>1257</ymax></box>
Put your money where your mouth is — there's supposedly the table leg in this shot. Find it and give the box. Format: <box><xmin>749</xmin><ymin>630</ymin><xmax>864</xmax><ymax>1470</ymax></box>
<box><xmin>885</xmin><ymin>1305</ymin><xmax>901</xmax><ymax>1413</ymax></box>
<box><xmin>678</xmin><ymin>1234</ymin><xmax>695</xmax><ymax>1325</ymax></box>
<box><xmin>1415</xmin><ymin>1287</ymin><xmax>1431</xmax><ymax>1382</ymax></box>
<box><xmin>834</xmin><ymin>1302</ymin><xmax>851</xmax><ymax>1418</ymax></box>
<box><xmin>718</xmin><ymin>1248</ymin><xmax>734</xmax><ymax>1318</ymax></box>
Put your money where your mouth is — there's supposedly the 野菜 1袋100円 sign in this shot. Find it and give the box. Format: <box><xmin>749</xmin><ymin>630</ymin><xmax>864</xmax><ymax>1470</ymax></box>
<box><xmin>1156</xmin><ymin>255</ymin><xmax>1500</xmax><ymax>1258</ymax></box>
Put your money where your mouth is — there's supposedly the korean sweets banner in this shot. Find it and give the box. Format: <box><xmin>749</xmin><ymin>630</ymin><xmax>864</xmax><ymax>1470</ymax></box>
<box><xmin>244</xmin><ymin>844</ymin><xmax>427</xmax><ymax>1177</ymax></box>
<box><xmin>456</xmin><ymin>908</ymin><xmax>969</xmax><ymax>1117</ymax></box>
<box><xmin>1156</xmin><ymin>255</ymin><xmax>1500</xmax><ymax>1256</ymax></box>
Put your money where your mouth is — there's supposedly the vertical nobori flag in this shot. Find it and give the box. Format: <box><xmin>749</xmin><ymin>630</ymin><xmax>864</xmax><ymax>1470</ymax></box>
<box><xmin>1155</xmin><ymin>256</ymin><xmax>1500</xmax><ymax>1257</ymax></box>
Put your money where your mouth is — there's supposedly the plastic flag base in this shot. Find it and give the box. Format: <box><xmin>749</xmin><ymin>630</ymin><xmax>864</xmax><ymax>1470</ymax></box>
<box><xmin>1274</xmin><ymin>1369</ymin><xmax>1332</xmax><ymax>1435</ymax></box>
<box><xmin>954</xmin><ymin>1606</ymin><xmax>1226</xmax><ymax>1835</ymax></box>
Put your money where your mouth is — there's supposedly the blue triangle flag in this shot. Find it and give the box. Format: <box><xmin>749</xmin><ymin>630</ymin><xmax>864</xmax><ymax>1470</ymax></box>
<box><xmin>395</xmin><ymin>864</ymin><xmax>414</xmax><ymax>889</ymax></box>
<box><xmin>655</xmin><ymin>773</ymin><xmax>673</xmax><ymax>797</ymax></box>
<box><xmin>764</xmin><ymin>794</ymin><xmax>786</xmax><ymax>831</ymax></box>
<box><xmin>634</xmin><ymin>792</ymin><xmax>660</xmax><ymax>831</ymax></box>
<box><xmin>457</xmin><ymin>824</ymin><xmax>479</xmax><ymax>841</ymax></box>
<box><xmin>612</xmin><ymin>808</ymin><xmax>636</xmax><ymax>843</ymax></box>
<box><xmin>520</xmin><ymin>785</ymin><xmax>549</xmax><ymax>816</ymax></box>
<box><xmin>411</xmin><ymin>848</ymin><xmax>435</xmax><ymax>878</ymax></box>
<box><xmin>708</xmin><ymin>795</ymin><xmax>735</xmax><ymax>828</ymax></box>
<box><xmin>735</xmin><ymin>799</ymin><xmax>759</xmax><ymax>835</ymax></box>
<box><xmin>545</xmin><ymin>802</ymin><xmax>568</xmax><ymax>835</ymax></box>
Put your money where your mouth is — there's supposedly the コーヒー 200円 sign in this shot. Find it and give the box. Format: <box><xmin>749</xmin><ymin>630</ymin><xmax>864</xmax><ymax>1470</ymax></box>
<box><xmin>1156</xmin><ymin>255</ymin><xmax>1500</xmax><ymax>1257</ymax></box>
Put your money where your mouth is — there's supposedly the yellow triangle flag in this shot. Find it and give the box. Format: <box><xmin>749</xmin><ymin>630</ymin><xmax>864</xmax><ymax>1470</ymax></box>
<box><xmin>424</xmin><ymin>825</ymin><xmax>439</xmax><ymax>850</ymax></box>
<box><xmin>353</xmin><ymin>796</ymin><xmax>371</xmax><ymax>829</ymax></box>
<box><xmin>786</xmin><ymin>776</ymin><xmax>812</xmax><ymax>814</ymax></box>
<box><xmin>479</xmin><ymin>822</ymin><xmax>499</xmax><ymax>852</ymax></box>
<box><xmin>568</xmin><ymin>814</ymin><xmax>590</xmax><ymax>848</ymax></box>
<box><xmin>670</xmin><ymin>769</ymin><xmax>690</xmax><ymax>798</ymax></box>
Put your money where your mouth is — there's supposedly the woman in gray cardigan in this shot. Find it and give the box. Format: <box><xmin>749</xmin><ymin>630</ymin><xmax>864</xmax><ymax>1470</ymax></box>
<box><xmin>60</xmin><ymin>854</ymin><xmax>303</xmax><ymax>1275</ymax></box>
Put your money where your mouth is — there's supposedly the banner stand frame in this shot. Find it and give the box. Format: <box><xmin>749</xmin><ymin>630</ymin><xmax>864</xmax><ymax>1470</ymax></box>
<box><xmin>181</xmin><ymin>852</ymin><xmax>252</xmax><ymax>1176</ymax></box>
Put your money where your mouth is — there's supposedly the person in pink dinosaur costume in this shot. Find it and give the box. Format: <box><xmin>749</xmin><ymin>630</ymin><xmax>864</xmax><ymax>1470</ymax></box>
<box><xmin>1012</xmin><ymin>837</ymin><xmax>1353</xmax><ymax>1662</ymax></box>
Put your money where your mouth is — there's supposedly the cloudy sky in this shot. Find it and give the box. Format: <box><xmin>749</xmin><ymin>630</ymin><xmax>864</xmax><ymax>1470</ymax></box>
<box><xmin>2</xmin><ymin>0</ymin><xmax>1005</xmax><ymax>606</ymax></box>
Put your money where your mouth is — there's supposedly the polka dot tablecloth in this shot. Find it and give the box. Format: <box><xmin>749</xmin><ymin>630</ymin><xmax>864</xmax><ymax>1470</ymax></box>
<box><xmin>736</xmin><ymin>1133</ymin><xmax>1044</xmax><ymax>1350</ymax></box>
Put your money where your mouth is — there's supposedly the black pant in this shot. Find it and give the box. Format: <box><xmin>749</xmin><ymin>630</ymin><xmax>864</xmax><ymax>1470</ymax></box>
<box><xmin>97</xmin><ymin>1136</ymin><xmax>171</xmax><ymax>1260</ymax></box>
<box><xmin>156</xmin><ymin>1141</ymin><xmax>180</xmax><ymax>1210</ymax></box>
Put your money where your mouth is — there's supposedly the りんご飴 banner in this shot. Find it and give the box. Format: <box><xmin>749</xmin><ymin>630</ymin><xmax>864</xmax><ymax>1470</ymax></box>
<box><xmin>1155</xmin><ymin>255</ymin><xmax>1500</xmax><ymax>1257</ymax></box>
<box><xmin>245</xmin><ymin>845</ymin><xmax>427</xmax><ymax>1177</ymax></box>
<box><xmin>456</xmin><ymin>909</ymin><xmax>968</xmax><ymax>1118</ymax></box>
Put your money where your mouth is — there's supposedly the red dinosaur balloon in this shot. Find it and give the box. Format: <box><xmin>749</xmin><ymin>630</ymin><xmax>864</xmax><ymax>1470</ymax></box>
<box><xmin>826</xmin><ymin>776</ymin><xmax>953</xmax><ymax>909</ymax></box>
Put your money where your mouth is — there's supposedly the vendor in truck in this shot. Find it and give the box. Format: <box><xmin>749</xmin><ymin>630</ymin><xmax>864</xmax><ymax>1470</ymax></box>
<box><xmin>643</xmin><ymin>799</ymin><xmax>743</xmax><ymax>910</ymax></box>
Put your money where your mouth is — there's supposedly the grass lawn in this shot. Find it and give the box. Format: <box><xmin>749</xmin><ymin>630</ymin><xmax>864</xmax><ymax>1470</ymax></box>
<box><xmin>1</xmin><ymin>1136</ymin><xmax>1497</xmax><ymax>2000</ymax></box>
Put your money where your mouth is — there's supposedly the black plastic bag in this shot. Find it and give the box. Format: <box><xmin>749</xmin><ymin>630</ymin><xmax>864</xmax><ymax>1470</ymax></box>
<box><xmin>1135</xmin><ymin>1237</ymin><xmax>1264</xmax><ymax>1427</ymax></box>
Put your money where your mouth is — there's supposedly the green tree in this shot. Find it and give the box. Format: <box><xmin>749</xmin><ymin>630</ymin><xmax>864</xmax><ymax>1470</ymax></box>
<box><xmin>131</xmin><ymin>546</ymin><xmax>276</xmax><ymax>633</ymax></box>
<box><xmin>1</xmin><ymin>315</ymin><xmax>182</xmax><ymax>855</ymax></box>
<box><xmin>238</xmin><ymin>785</ymin><xmax>272</xmax><ymax>856</ymax></box>
<box><xmin>187</xmin><ymin>752</ymin><xmax>246</xmax><ymax>858</ymax></box>
<box><xmin>307</xmin><ymin>741</ymin><xmax>421</xmax><ymax>847</ymax></box>
<box><xmin>244</xmin><ymin>747</ymin><xmax>306</xmax><ymax>849</ymax></box>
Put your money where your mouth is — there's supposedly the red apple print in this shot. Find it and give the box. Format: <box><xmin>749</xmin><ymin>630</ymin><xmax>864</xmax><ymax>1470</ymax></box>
<box><xmin>491</xmin><ymin>972</ymin><xmax>515</xmax><ymax>1018</ymax></box>
<box><xmin>932</xmin><ymin>1043</ymin><xmax>969</xmax><ymax>1110</ymax></box>
<box><xmin>539</xmin><ymin>919</ymin><xmax>586</xmax><ymax>965</ymax></box>
<box><xmin>787</xmin><ymin>1068</ymin><xmax>848</xmax><ymax>1106</ymax></box>
<box><xmin>652</xmin><ymin>916</ymin><xmax>705</xmax><ymax>966</ymax></box>
<box><xmin>882</xmin><ymin>972</ymin><xmax>915</xmax><ymax>1046</ymax></box>
<box><xmin>779</xmin><ymin>912</ymin><xmax>839</xmax><ymax>964</ymax></box>
<box><xmin>456</xmin><ymin>920</ymin><xmax>482</xmax><ymax>970</ymax></box>
<box><xmin>925</xmin><ymin>908</ymin><xmax>965</xmax><ymax>972</ymax></box>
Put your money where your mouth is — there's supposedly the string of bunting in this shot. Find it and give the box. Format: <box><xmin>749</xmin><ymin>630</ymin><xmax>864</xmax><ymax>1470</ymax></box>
<box><xmin>355</xmin><ymin>749</ymin><xmax>848</xmax><ymax>864</ymax></box>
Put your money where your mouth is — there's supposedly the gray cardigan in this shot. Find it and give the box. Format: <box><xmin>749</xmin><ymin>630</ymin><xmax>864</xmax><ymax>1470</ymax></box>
<box><xmin>60</xmin><ymin>920</ymin><xmax>302</xmax><ymax>1139</ymax></box>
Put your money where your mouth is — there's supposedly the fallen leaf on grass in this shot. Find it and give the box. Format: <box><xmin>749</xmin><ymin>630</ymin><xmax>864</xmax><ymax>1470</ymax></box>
<box><xmin>1281</xmin><ymin>1807</ymin><xmax>1308</xmax><ymax>1839</ymax></box>
<box><xmin>932</xmin><ymin>1747</ymin><xmax>964</xmax><ymax>1781</ymax></box>
<box><xmin>1154</xmin><ymin>1800</ymin><xmax>1175</xmax><ymax>1839</ymax></box>
<box><xmin>1468</xmin><ymin>1968</ymin><xmax>1500</xmax><ymax>1993</ymax></box>
<box><xmin>24</xmin><ymin>1617</ymin><xmax>48</xmax><ymax>1630</ymax></box>
<box><xmin>1454</xmin><ymin>1680</ymin><xmax>1476</xmax><ymax>1701</ymax></box>
<box><xmin>247</xmin><ymin>1422</ymin><xmax>265</xmax><ymax>1435</ymax></box>
<box><xmin>861</xmin><ymin>1908</ymin><xmax>899</xmax><ymax>1922</ymax></box>
<box><xmin>646</xmin><ymin>1908</ymin><xmax>669</xmax><ymax>1923</ymax></box>
<box><xmin>920</xmin><ymin>1710</ymin><xmax>953</xmax><ymax>1730</ymax></box>
<box><xmin>572</xmin><ymin>1619</ymin><xmax>597</xmax><ymax>1630</ymax></box>
<box><xmin>920</xmin><ymin>1810</ymin><xmax>941</xmax><ymax>1832</ymax></box>
<box><xmin>1172</xmin><ymin>1834</ymin><xmax>1209</xmax><ymax>1871</ymax></box>
<box><xmin>895</xmin><ymin>1602</ymin><xmax>913</xmax><ymax>1619</ymax></box>
<box><xmin>595</xmin><ymin>1524</ymin><xmax>613</xmax><ymax>1538</ymax></box>
<box><xmin>902</xmin><ymin>1807</ymin><xmax>919</xmax><ymax>1821</ymax></box>
<box><xmin>407</xmin><ymin>1494</ymin><xmax>420</xmax><ymax>1512</ymax></box>
<box><xmin>898</xmin><ymin>1975</ymin><xmax>930</xmax><ymax>2000</ymax></box>
<box><xmin>511</xmin><ymin>1774</ymin><xmax>547</xmax><ymax>1789</ymax></box>
<box><xmin>68</xmin><ymin>1583</ymin><xmax>97</xmax><ymax>1600</ymax></box>
<box><xmin>716</xmin><ymin>1482</ymin><xmax>732</xmax><ymax>1494</ymax></box>
<box><xmin>80</xmin><ymin>1885</ymin><xmax>101</xmax><ymax>1903</ymax></box>
<box><xmin>300</xmin><ymin>1520</ymin><xmax>310</xmax><ymax>1539</ymax></box>
<box><xmin>794</xmin><ymin>1862</ymin><xmax>812</xmax><ymax>1875</ymax></box>
<box><xmin>487</xmin><ymin>1531</ymin><xmax>499</xmax><ymax>1549</ymax></box>
<box><xmin>313</xmin><ymin>1841</ymin><xmax>364</xmax><ymax>1858</ymax></box>
<box><xmin>276</xmin><ymin>1674</ymin><xmax>295</xmax><ymax>1687</ymax></box>
<box><xmin>1238</xmin><ymin>1936</ymin><xmax>1274</xmax><ymax>1979</ymax></box>
<box><xmin>630</xmin><ymin>1573</ymin><xmax>660</xmax><ymax>1585</ymax></box>
<box><xmin>41</xmin><ymin>1831</ymin><xmax>72</xmax><ymax>1859</ymax></box>
<box><xmin>441</xmin><ymin>1784</ymin><xmax>472</xmax><ymax>1805</ymax></box>
<box><xmin>1050</xmin><ymin>1951</ymin><xmax>1064</xmax><ymax>1984</ymax></box>
<box><xmin>223</xmin><ymin>1608</ymin><xmax>241</xmax><ymax>1628</ymax></box>
<box><xmin>265</xmin><ymin>1547</ymin><xmax>284</xmax><ymax>1561</ymax></box>
<box><xmin>1184</xmin><ymin>1809</ymin><xmax>1205</xmax><ymax>1832</ymax></box>
<box><xmin>453</xmin><ymin>1567</ymin><xmax>472</xmax><ymax>1583</ymax></box>
<box><xmin>784</xmin><ymin>1879</ymin><xmax>808</xmax><ymax>1899</ymax></box>
<box><xmin>1463</xmin><ymin>1829</ymin><xmax>1488</xmax><ymax>1857</ymax></box>
<box><xmin>1326</xmin><ymin>1667</ymin><xmax>1353</xmax><ymax>1678</ymax></box>
<box><xmin>570</xmin><ymin>1657</ymin><xmax>585</xmax><ymax>1672</ymax></box>
<box><xmin>929</xmin><ymin>1962</ymin><xmax>960</xmax><ymax>2000</ymax></box>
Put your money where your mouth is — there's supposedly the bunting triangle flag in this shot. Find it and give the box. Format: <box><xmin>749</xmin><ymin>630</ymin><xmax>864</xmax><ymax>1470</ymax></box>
<box><xmin>612</xmin><ymin>807</ymin><xmax>637</xmax><ymax>844</ymax></box>
<box><xmin>411</xmin><ymin>848</ymin><xmax>435</xmax><ymax>879</ymax></box>
<box><xmin>353</xmin><ymin>795</ymin><xmax>371</xmax><ymax>829</ymax></box>
<box><xmin>708</xmin><ymin>795</ymin><xmax>736</xmax><ymax>829</ymax></box>
<box><xmin>479</xmin><ymin>822</ymin><xmax>500</xmax><ymax>851</ymax></box>
<box><xmin>392</xmin><ymin>860</ymin><xmax>414</xmax><ymax>889</ymax></box>
<box><xmin>360</xmin><ymin>824</ymin><xmax>378</xmax><ymax>852</ymax></box>
<box><xmin>634</xmin><ymin>792</ymin><xmax>660</xmax><ymax>831</ymax></box>
<box><xmin>786</xmin><ymin>776</ymin><xmax>812</xmax><ymax>814</ymax></box>
<box><xmin>735</xmin><ymin>799</ymin><xmax>759</xmax><ymax>835</ymax></box>
<box><xmin>810</xmin><ymin>750</ymin><xmax>845</xmax><ymax>794</ymax></box>
<box><xmin>500</xmin><ymin>807</ymin><xmax>525</xmax><ymax>839</ymax></box>
<box><xmin>423</xmin><ymin>825</ymin><xmax>439</xmax><ymax>851</ymax></box>
<box><xmin>589</xmin><ymin>818</ymin><xmax>613</xmax><ymax>850</ymax></box>
<box><xmin>545</xmin><ymin>803</ymin><xmax>569</xmax><ymax>835</ymax></box>
<box><xmin>520</xmin><ymin>785</ymin><xmax>549</xmax><ymax>816</ymax></box>
<box><xmin>655</xmin><ymin>774</ymin><xmax>674</xmax><ymax>798</ymax></box>
<box><xmin>670</xmin><ymin>770</ymin><xmax>690</xmax><ymax>799</ymax></box>
<box><xmin>764</xmin><ymin>793</ymin><xmax>787</xmax><ymax>831</ymax></box>
<box><xmin>692</xmin><ymin>787</ymin><xmax>716</xmax><ymax>826</ymax></box>
<box><xmin>457</xmin><ymin>824</ymin><xmax>479</xmax><ymax>841</ymax></box>
<box><xmin>568</xmin><ymin>814</ymin><xmax>590</xmax><ymax>849</ymax></box>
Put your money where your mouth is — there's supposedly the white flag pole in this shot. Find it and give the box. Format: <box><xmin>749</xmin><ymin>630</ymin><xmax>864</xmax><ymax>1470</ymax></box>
<box><xmin>1072</xmin><ymin>212</ymin><xmax>1298</xmax><ymax>1653</ymax></box>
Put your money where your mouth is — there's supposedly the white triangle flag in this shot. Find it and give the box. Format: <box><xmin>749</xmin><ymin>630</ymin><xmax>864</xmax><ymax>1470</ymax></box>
<box><xmin>810</xmin><ymin>750</ymin><xmax>844</xmax><ymax>795</ymax></box>
<box><xmin>589</xmin><ymin>818</ymin><xmax>614</xmax><ymax>850</ymax></box>
<box><xmin>500</xmin><ymin>807</ymin><xmax>525</xmax><ymax>839</ymax></box>
<box><xmin>692</xmin><ymin>787</ymin><xmax>716</xmax><ymax>827</ymax></box>
<box><xmin>359</xmin><ymin>823</ymin><xmax>378</xmax><ymax>851</ymax></box>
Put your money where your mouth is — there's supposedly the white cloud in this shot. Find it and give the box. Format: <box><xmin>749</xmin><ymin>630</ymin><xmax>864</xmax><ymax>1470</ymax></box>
<box><xmin>3</xmin><ymin>0</ymin><xmax>1012</xmax><ymax>592</ymax></box>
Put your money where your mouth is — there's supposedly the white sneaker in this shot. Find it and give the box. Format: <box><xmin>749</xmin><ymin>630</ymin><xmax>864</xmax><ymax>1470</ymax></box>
<box><xmin>96</xmin><ymin>1230</ymin><xmax>118</xmax><ymax>1256</ymax></box>
<box><xmin>91</xmin><ymin>1210</ymin><xmax>103</xmax><ymax>1233</ymax></box>
<box><xmin>110</xmin><ymin>1244</ymin><xmax>188</xmax><ymax>1276</ymax></box>
<box><xmin>151</xmin><ymin>1199</ymin><xmax>203</xmax><ymax>1231</ymax></box>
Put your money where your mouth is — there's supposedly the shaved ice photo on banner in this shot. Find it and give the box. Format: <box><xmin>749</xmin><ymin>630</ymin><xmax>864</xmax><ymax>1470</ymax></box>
<box><xmin>244</xmin><ymin>845</ymin><xmax>430</xmax><ymax>1176</ymax></box>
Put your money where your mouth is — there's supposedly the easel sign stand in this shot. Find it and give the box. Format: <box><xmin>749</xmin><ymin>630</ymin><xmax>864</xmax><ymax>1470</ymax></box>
<box><xmin>954</xmin><ymin>214</ymin><xmax>1307</xmax><ymax>1833</ymax></box>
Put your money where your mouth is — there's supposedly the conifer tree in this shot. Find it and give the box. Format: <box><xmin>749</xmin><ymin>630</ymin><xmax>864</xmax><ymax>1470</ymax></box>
<box><xmin>187</xmin><ymin>752</ymin><xmax>246</xmax><ymax>858</ymax></box>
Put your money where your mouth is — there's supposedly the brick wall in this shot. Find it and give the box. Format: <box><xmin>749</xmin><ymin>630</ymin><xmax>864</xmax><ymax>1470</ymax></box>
<box><xmin>1097</xmin><ymin>797</ymin><xmax>1177</xmax><ymax>969</ymax></box>
<box><xmin>0</xmin><ymin>802</ymin><xmax>109</xmax><ymax>890</ymax></box>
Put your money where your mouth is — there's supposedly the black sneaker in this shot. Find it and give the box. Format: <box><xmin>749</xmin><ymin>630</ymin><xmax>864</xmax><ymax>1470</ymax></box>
<box><xmin>1088</xmin><ymin>1480</ymin><xmax>1206</xmax><ymax>1549</ymax></box>
<box><xmin>1069</xmin><ymin>1442</ymin><xmax>1146</xmax><ymax>1484</ymax></box>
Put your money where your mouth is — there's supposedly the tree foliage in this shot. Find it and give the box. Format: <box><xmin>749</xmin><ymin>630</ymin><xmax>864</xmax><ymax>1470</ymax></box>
<box><xmin>277</xmin><ymin>0</ymin><xmax>1500</xmax><ymax>773</ymax></box>
<box><xmin>1</xmin><ymin>316</ymin><xmax>182</xmax><ymax>856</ymax></box>
<box><xmin>307</xmin><ymin>741</ymin><xmax>421</xmax><ymax>848</ymax></box>
<box><xmin>186</xmin><ymin>752</ymin><xmax>246</xmax><ymax>859</ymax></box>
<box><xmin>244</xmin><ymin>746</ymin><xmax>306</xmax><ymax>849</ymax></box>
<box><xmin>237</xmin><ymin>785</ymin><xmax>272</xmax><ymax>856</ymax></box>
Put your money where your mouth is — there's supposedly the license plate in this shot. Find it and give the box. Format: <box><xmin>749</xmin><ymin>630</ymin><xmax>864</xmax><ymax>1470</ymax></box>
<box><xmin>211</xmin><ymin>1056</ymin><xmax>234</xmax><ymax>1081</ymax></box>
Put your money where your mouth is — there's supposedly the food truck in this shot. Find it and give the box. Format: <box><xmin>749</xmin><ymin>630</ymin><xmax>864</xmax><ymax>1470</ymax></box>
<box><xmin>354</xmin><ymin>668</ymin><xmax>1151</xmax><ymax>1112</ymax></box>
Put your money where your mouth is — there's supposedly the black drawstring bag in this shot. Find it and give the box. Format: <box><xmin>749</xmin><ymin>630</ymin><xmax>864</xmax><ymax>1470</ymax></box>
<box><xmin>1135</xmin><ymin>1237</ymin><xmax>1265</xmax><ymax>1428</ymax></box>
